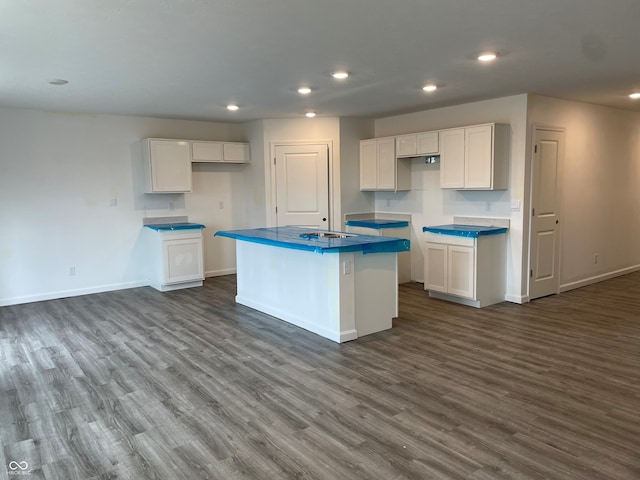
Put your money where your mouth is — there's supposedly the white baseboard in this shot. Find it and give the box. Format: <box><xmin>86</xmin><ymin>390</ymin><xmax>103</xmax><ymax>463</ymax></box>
<box><xmin>0</xmin><ymin>280</ymin><xmax>149</xmax><ymax>307</ymax></box>
<box><xmin>560</xmin><ymin>264</ymin><xmax>640</xmax><ymax>293</ymax></box>
<box><xmin>205</xmin><ymin>268</ymin><xmax>236</xmax><ymax>278</ymax></box>
<box><xmin>505</xmin><ymin>293</ymin><xmax>529</xmax><ymax>304</ymax></box>
<box><xmin>235</xmin><ymin>295</ymin><xmax>353</xmax><ymax>343</ymax></box>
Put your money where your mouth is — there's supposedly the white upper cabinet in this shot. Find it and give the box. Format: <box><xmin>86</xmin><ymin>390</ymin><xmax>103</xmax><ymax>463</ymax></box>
<box><xmin>142</xmin><ymin>139</ymin><xmax>192</xmax><ymax>193</ymax></box>
<box><xmin>192</xmin><ymin>142</ymin><xmax>223</xmax><ymax>162</ymax></box>
<box><xmin>191</xmin><ymin>141</ymin><xmax>250</xmax><ymax>163</ymax></box>
<box><xmin>359</xmin><ymin>139</ymin><xmax>378</xmax><ymax>190</ymax></box>
<box><xmin>439</xmin><ymin>129</ymin><xmax>466</xmax><ymax>188</ymax></box>
<box><xmin>396</xmin><ymin>131</ymin><xmax>439</xmax><ymax>157</ymax></box>
<box><xmin>360</xmin><ymin>137</ymin><xmax>411</xmax><ymax>191</ymax></box>
<box><xmin>222</xmin><ymin>143</ymin><xmax>250</xmax><ymax>163</ymax></box>
<box><xmin>439</xmin><ymin>123</ymin><xmax>509</xmax><ymax>190</ymax></box>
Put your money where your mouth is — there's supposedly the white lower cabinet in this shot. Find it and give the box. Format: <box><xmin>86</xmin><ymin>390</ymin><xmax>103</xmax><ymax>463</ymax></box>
<box><xmin>424</xmin><ymin>233</ymin><xmax>505</xmax><ymax>307</ymax></box>
<box><xmin>146</xmin><ymin>228</ymin><xmax>204</xmax><ymax>291</ymax></box>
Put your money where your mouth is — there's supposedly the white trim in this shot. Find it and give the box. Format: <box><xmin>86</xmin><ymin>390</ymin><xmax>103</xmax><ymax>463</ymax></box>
<box><xmin>428</xmin><ymin>290</ymin><xmax>480</xmax><ymax>308</ymax></box>
<box><xmin>560</xmin><ymin>265</ymin><xmax>640</xmax><ymax>293</ymax></box>
<box><xmin>205</xmin><ymin>268</ymin><xmax>236</xmax><ymax>277</ymax></box>
<box><xmin>505</xmin><ymin>293</ymin><xmax>529</xmax><ymax>304</ymax></box>
<box><xmin>236</xmin><ymin>295</ymin><xmax>357</xmax><ymax>343</ymax></box>
<box><xmin>0</xmin><ymin>280</ymin><xmax>148</xmax><ymax>307</ymax></box>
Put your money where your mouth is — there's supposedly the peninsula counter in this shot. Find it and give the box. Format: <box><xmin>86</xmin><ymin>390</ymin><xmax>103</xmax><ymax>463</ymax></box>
<box><xmin>215</xmin><ymin>226</ymin><xmax>410</xmax><ymax>343</ymax></box>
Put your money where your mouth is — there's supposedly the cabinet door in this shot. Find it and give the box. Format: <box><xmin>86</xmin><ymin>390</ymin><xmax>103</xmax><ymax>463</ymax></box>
<box><xmin>465</xmin><ymin>124</ymin><xmax>493</xmax><ymax>188</ymax></box>
<box><xmin>162</xmin><ymin>237</ymin><xmax>204</xmax><ymax>285</ymax></box>
<box><xmin>439</xmin><ymin>129</ymin><xmax>465</xmax><ymax>188</ymax></box>
<box><xmin>416</xmin><ymin>132</ymin><xmax>439</xmax><ymax>155</ymax></box>
<box><xmin>146</xmin><ymin>140</ymin><xmax>192</xmax><ymax>193</ymax></box>
<box><xmin>447</xmin><ymin>245</ymin><xmax>475</xmax><ymax>298</ymax></box>
<box><xmin>395</xmin><ymin>134</ymin><xmax>417</xmax><ymax>157</ymax></box>
<box><xmin>376</xmin><ymin>137</ymin><xmax>396</xmax><ymax>190</ymax></box>
<box><xmin>425</xmin><ymin>242</ymin><xmax>447</xmax><ymax>292</ymax></box>
<box><xmin>223</xmin><ymin>143</ymin><xmax>250</xmax><ymax>163</ymax></box>
<box><xmin>359</xmin><ymin>139</ymin><xmax>378</xmax><ymax>190</ymax></box>
<box><xmin>192</xmin><ymin>141</ymin><xmax>223</xmax><ymax>162</ymax></box>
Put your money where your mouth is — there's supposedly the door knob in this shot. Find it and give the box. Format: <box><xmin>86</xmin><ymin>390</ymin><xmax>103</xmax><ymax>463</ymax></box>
<box><xmin>322</xmin><ymin>218</ymin><xmax>327</xmax><ymax>222</ymax></box>
<box><xmin>556</xmin><ymin>220</ymin><xmax>559</xmax><ymax>224</ymax></box>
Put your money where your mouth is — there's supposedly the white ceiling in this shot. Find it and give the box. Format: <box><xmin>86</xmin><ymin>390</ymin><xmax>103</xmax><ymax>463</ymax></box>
<box><xmin>2</xmin><ymin>0</ymin><xmax>639</xmax><ymax>122</ymax></box>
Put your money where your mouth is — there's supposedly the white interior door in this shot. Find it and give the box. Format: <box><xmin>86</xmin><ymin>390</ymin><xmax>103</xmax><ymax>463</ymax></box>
<box><xmin>529</xmin><ymin>128</ymin><xmax>564</xmax><ymax>300</ymax></box>
<box><xmin>275</xmin><ymin>144</ymin><xmax>329</xmax><ymax>228</ymax></box>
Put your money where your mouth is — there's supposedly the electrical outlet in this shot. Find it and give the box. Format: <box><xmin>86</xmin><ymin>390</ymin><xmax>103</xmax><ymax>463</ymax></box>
<box><xmin>343</xmin><ymin>261</ymin><xmax>352</xmax><ymax>275</ymax></box>
<box><xmin>169</xmin><ymin>201</ymin><xmax>175</xmax><ymax>211</ymax></box>
<box><xmin>486</xmin><ymin>202</ymin><xmax>493</xmax><ymax>211</ymax></box>
<box><xmin>69</xmin><ymin>266</ymin><xmax>76</xmax><ymax>276</ymax></box>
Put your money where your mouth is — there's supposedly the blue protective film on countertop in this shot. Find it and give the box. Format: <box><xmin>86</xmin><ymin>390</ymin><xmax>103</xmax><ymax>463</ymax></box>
<box><xmin>422</xmin><ymin>224</ymin><xmax>508</xmax><ymax>238</ymax></box>
<box><xmin>145</xmin><ymin>223</ymin><xmax>206</xmax><ymax>231</ymax></box>
<box><xmin>215</xmin><ymin>226</ymin><xmax>410</xmax><ymax>254</ymax></box>
<box><xmin>345</xmin><ymin>219</ymin><xmax>409</xmax><ymax>229</ymax></box>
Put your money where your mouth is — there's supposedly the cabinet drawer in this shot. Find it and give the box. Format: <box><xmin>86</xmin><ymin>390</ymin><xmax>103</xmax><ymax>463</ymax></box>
<box><xmin>424</xmin><ymin>232</ymin><xmax>475</xmax><ymax>247</ymax></box>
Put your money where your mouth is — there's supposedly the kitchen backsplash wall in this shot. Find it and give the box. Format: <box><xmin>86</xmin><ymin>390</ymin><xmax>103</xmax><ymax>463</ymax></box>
<box><xmin>373</xmin><ymin>94</ymin><xmax>529</xmax><ymax>301</ymax></box>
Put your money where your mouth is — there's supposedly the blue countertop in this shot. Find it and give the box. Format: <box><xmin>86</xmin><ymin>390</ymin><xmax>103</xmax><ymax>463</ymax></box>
<box><xmin>215</xmin><ymin>226</ymin><xmax>410</xmax><ymax>254</ymax></box>
<box><xmin>345</xmin><ymin>219</ymin><xmax>409</xmax><ymax>229</ymax></box>
<box><xmin>423</xmin><ymin>224</ymin><xmax>508</xmax><ymax>238</ymax></box>
<box><xmin>145</xmin><ymin>222</ymin><xmax>206</xmax><ymax>231</ymax></box>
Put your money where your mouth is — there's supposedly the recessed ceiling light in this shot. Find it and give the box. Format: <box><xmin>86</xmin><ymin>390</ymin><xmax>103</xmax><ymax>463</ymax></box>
<box><xmin>226</xmin><ymin>104</ymin><xmax>239</xmax><ymax>111</ymax></box>
<box><xmin>332</xmin><ymin>71</ymin><xmax>349</xmax><ymax>79</ymax></box>
<box><xmin>629</xmin><ymin>92</ymin><xmax>640</xmax><ymax>99</ymax></box>
<box><xmin>305</xmin><ymin>112</ymin><xmax>316</xmax><ymax>118</ymax></box>
<box><xmin>477</xmin><ymin>53</ymin><xmax>497</xmax><ymax>62</ymax></box>
<box><xmin>422</xmin><ymin>84</ymin><xmax>437</xmax><ymax>92</ymax></box>
<box><xmin>298</xmin><ymin>87</ymin><xmax>312</xmax><ymax>95</ymax></box>
<box><xmin>48</xmin><ymin>79</ymin><xmax>69</xmax><ymax>85</ymax></box>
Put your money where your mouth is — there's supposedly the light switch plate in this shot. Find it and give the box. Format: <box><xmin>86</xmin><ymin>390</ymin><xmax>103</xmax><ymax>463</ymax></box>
<box><xmin>511</xmin><ymin>200</ymin><xmax>521</xmax><ymax>211</ymax></box>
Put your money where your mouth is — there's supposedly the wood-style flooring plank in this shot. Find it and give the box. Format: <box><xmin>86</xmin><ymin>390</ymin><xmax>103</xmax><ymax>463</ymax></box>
<box><xmin>1</xmin><ymin>271</ymin><xmax>640</xmax><ymax>479</ymax></box>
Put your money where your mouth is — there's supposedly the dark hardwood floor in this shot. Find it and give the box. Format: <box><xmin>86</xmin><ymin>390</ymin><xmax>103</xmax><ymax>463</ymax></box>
<box><xmin>1</xmin><ymin>272</ymin><xmax>639</xmax><ymax>479</ymax></box>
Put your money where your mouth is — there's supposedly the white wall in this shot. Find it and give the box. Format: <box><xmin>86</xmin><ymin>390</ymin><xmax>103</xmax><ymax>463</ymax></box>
<box><xmin>527</xmin><ymin>95</ymin><xmax>640</xmax><ymax>290</ymax></box>
<box><xmin>373</xmin><ymin>95</ymin><xmax>529</xmax><ymax>301</ymax></box>
<box><xmin>0</xmin><ymin>107</ymin><xmax>246</xmax><ymax>305</ymax></box>
<box><xmin>339</xmin><ymin>117</ymin><xmax>375</xmax><ymax>223</ymax></box>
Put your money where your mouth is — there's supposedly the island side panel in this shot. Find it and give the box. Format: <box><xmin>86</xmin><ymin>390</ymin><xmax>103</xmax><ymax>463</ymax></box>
<box><xmin>234</xmin><ymin>240</ymin><xmax>357</xmax><ymax>342</ymax></box>
<box><xmin>354</xmin><ymin>251</ymin><xmax>397</xmax><ymax>337</ymax></box>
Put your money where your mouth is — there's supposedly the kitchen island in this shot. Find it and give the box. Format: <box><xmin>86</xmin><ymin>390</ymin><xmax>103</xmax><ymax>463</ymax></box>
<box><xmin>215</xmin><ymin>226</ymin><xmax>410</xmax><ymax>343</ymax></box>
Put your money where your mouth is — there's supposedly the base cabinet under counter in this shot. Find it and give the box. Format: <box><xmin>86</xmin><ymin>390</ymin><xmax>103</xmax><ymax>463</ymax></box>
<box><xmin>144</xmin><ymin>223</ymin><xmax>205</xmax><ymax>291</ymax></box>
<box><xmin>423</xmin><ymin>225</ymin><xmax>507</xmax><ymax>307</ymax></box>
